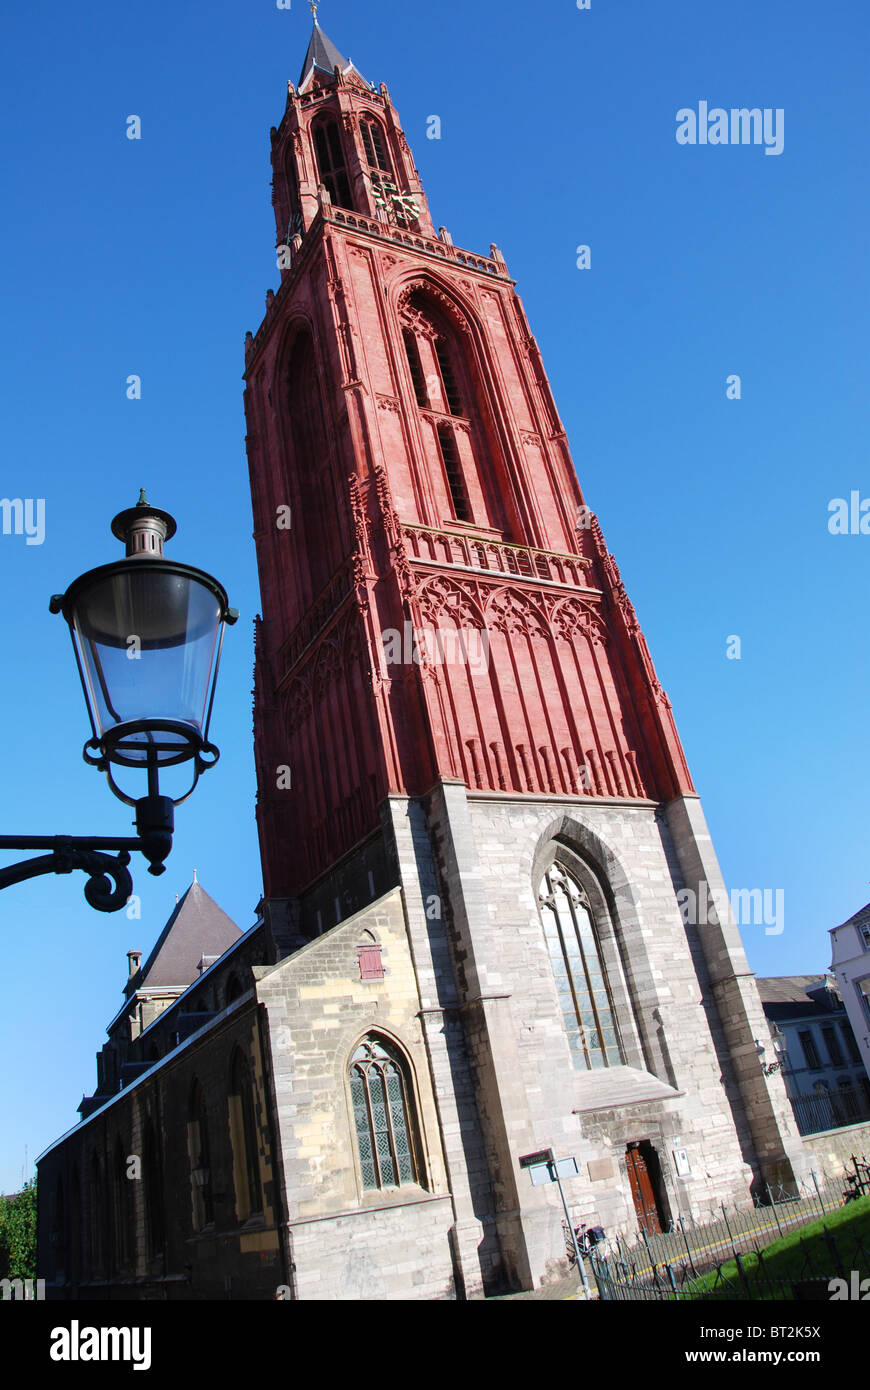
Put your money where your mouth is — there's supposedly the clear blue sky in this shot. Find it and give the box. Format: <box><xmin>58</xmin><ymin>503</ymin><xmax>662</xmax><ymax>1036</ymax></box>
<box><xmin>0</xmin><ymin>0</ymin><xmax>867</xmax><ymax>1191</ymax></box>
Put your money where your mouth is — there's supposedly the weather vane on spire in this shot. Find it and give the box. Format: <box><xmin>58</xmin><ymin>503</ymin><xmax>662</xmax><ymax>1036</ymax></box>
<box><xmin>310</xmin><ymin>1</ymin><xmax>319</xmax><ymax>20</ymax></box>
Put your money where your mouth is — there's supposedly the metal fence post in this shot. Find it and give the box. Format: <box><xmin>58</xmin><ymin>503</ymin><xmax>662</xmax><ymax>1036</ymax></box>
<box><xmin>682</xmin><ymin>1223</ymin><xmax>696</xmax><ymax>1276</ymax></box>
<box><xmin>721</xmin><ymin>1202</ymin><xmax>738</xmax><ymax>1260</ymax></box>
<box><xmin>766</xmin><ymin>1184</ymin><xmax>784</xmax><ymax>1238</ymax></box>
<box><xmin>734</xmin><ymin>1251</ymin><xmax>752</xmax><ymax>1298</ymax></box>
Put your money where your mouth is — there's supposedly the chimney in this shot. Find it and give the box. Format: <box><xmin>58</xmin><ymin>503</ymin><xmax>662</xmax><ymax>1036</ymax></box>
<box><xmin>127</xmin><ymin>950</ymin><xmax>142</xmax><ymax>979</ymax></box>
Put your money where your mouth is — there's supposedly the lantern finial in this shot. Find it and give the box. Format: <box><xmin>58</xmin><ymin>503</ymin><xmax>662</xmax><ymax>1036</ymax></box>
<box><xmin>111</xmin><ymin>495</ymin><xmax>177</xmax><ymax>558</ymax></box>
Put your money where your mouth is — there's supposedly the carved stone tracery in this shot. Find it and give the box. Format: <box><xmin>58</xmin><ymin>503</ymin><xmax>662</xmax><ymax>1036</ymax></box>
<box><xmin>550</xmin><ymin>597</ymin><xmax>607</xmax><ymax>647</ymax></box>
<box><xmin>415</xmin><ymin>574</ymin><xmax>484</xmax><ymax>629</ymax></box>
<box><xmin>484</xmin><ymin>587</ymin><xmax>548</xmax><ymax>640</ymax></box>
<box><xmin>397</xmin><ymin>282</ymin><xmax>472</xmax><ymax>337</ymax></box>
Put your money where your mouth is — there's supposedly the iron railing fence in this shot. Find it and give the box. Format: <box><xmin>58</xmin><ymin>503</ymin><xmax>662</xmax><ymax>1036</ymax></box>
<box><xmin>586</xmin><ymin>1155</ymin><xmax>870</xmax><ymax>1302</ymax></box>
<box><xmin>590</xmin><ymin>1230</ymin><xmax>870</xmax><ymax>1303</ymax></box>
<box><xmin>790</xmin><ymin>1081</ymin><xmax>870</xmax><ymax>1135</ymax></box>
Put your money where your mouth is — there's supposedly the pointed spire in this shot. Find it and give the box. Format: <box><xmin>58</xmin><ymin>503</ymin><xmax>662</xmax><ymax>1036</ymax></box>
<box><xmin>298</xmin><ymin>12</ymin><xmax>356</xmax><ymax>89</ymax></box>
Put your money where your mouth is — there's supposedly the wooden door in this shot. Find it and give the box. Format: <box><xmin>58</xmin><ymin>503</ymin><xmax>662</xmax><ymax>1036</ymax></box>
<box><xmin>625</xmin><ymin>1142</ymin><xmax>662</xmax><ymax>1234</ymax></box>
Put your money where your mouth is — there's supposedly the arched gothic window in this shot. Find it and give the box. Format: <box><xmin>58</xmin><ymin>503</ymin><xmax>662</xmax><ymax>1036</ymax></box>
<box><xmin>313</xmin><ymin>120</ymin><xmax>353</xmax><ymax>210</ymax></box>
<box><xmin>361</xmin><ymin>117</ymin><xmax>417</xmax><ymax>225</ymax></box>
<box><xmin>188</xmin><ymin>1080</ymin><xmax>214</xmax><ymax>1230</ymax></box>
<box><xmin>361</xmin><ymin>117</ymin><xmax>391</xmax><ymax>174</ymax></box>
<box><xmin>538</xmin><ymin>863</ymin><xmax>623</xmax><ymax>1070</ymax></box>
<box><xmin>283</xmin><ymin>147</ymin><xmax>303</xmax><ymax>240</ymax></box>
<box><xmin>229</xmin><ymin>1050</ymin><xmax>262</xmax><ymax>1218</ymax></box>
<box><xmin>399</xmin><ymin>290</ymin><xmax>512</xmax><ymax>534</ymax></box>
<box><xmin>350</xmin><ymin>1038</ymin><xmax>420</xmax><ymax>1191</ymax></box>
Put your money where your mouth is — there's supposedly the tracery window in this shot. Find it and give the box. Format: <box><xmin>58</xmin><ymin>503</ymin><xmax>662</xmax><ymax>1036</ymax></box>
<box><xmin>350</xmin><ymin>1038</ymin><xmax>420</xmax><ymax>1190</ymax></box>
<box><xmin>398</xmin><ymin>289</ymin><xmax>512</xmax><ymax>533</ymax></box>
<box><xmin>284</xmin><ymin>147</ymin><xmax>303</xmax><ymax>240</ymax></box>
<box><xmin>538</xmin><ymin>863</ymin><xmax>623</xmax><ymax>1070</ymax></box>
<box><xmin>361</xmin><ymin>117</ymin><xmax>417</xmax><ymax>226</ymax></box>
<box><xmin>313</xmin><ymin>120</ymin><xmax>353</xmax><ymax>210</ymax></box>
<box><xmin>361</xmin><ymin>118</ymin><xmax>391</xmax><ymax>174</ymax></box>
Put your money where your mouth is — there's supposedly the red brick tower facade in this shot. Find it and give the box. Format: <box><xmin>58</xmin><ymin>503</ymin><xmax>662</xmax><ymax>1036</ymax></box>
<box><xmin>245</xmin><ymin>25</ymin><xmax>694</xmax><ymax>908</ymax></box>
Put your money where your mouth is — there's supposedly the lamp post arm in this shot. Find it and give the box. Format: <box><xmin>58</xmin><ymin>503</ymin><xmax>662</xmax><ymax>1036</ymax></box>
<box><xmin>0</xmin><ymin>839</ymin><xmax>136</xmax><ymax>913</ymax></box>
<box><xmin>0</xmin><ymin>796</ymin><xmax>175</xmax><ymax>912</ymax></box>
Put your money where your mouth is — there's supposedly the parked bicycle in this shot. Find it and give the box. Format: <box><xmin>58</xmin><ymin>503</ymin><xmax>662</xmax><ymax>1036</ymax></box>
<box><xmin>564</xmin><ymin>1220</ymin><xmax>607</xmax><ymax>1264</ymax></box>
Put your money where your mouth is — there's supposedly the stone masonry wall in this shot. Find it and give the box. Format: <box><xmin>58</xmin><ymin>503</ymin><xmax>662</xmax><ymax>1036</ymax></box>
<box><xmin>254</xmin><ymin>887</ymin><xmax>458</xmax><ymax>1300</ymax></box>
<box><xmin>453</xmin><ymin>791</ymin><xmax>763</xmax><ymax>1249</ymax></box>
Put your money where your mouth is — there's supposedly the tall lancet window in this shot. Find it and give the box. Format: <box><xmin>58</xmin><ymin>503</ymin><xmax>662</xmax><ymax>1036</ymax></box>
<box><xmin>361</xmin><ymin>117</ymin><xmax>391</xmax><ymax>174</ymax></box>
<box><xmin>399</xmin><ymin>289</ymin><xmax>512</xmax><ymax>531</ymax></box>
<box><xmin>350</xmin><ymin>1037</ymin><xmax>420</xmax><ymax>1190</ymax></box>
<box><xmin>362</xmin><ymin>116</ymin><xmax>417</xmax><ymax>226</ymax></box>
<box><xmin>284</xmin><ymin>147</ymin><xmax>303</xmax><ymax>240</ymax></box>
<box><xmin>313</xmin><ymin>120</ymin><xmax>354</xmax><ymax>210</ymax></box>
<box><xmin>538</xmin><ymin>864</ymin><xmax>623</xmax><ymax>1070</ymax></box>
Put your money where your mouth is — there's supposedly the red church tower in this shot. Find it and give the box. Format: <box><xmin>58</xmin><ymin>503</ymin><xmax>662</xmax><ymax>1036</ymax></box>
<box><xmin>246</xmin><ymin>20</ymin><xmax>695</xmax><ymax>901</ymax></box>
<box><xmin>243</xmin><ymin>17</ymin><xmax>806</xmax><ymax>1292</ymax></box>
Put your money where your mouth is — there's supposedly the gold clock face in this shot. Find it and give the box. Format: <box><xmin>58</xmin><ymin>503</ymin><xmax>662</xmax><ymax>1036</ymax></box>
<box><xmin>372</xmin><ymin>176</ymin><xmax>419</xmax><ymax>223</ymax></box>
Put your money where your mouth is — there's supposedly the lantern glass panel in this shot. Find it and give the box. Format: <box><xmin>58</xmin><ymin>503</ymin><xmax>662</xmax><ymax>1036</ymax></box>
<box><xmin>69</xmin><ymin>565</ymin><xmax>223</xmax><ymax>760</ymax></box>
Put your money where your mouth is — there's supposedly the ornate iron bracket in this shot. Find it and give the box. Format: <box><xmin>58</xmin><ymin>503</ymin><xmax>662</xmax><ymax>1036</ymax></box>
<box><xmin>0</xmin><ymin>837</ymin><xmax>137</xmax><ymax>912</ymax></box>
<box><xmin>0</xmin><ymin>796</ymin><xmax>174</xmax><ymax>913</ymax></box>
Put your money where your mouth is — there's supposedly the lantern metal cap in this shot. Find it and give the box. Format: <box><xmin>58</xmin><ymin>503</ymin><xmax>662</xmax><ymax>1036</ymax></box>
<box><xmin>111</xmin><ymin>489</ymin><xmax>177</xmax><ymax>558</ymax></box>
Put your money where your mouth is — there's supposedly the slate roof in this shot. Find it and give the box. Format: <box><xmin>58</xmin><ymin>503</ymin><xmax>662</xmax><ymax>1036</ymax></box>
<box><xmin>126</xmin><ymin>881</ymin><xmax>242</xmax><ymax>995</ymax></box>
<box><xmin>299</xmin><ymin>21</ymin><xmax>351</xmax><ymax>87</ymax></box>
<box><xmin>756</xmin><ymin>974</ymin><xmax>842</xmax><ymax>1020</ymax></box>
<box><xmin>756</xmin><ymin>975</ymin><xmax>828</xmax><ymax>1005</ymax></box>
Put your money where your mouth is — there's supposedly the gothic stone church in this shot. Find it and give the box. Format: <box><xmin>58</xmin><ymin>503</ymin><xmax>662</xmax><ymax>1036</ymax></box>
<box><xmin>37</xmin><ymin>20</ymin><xmax>808</xmax><ymax>1300</ymax></box>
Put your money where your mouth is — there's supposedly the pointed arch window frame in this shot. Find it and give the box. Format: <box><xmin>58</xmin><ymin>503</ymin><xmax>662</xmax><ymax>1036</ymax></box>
<box><xmin>348</xmin><ymin>1035</ymin><xmax>424</xmax><ymax>1194</ymax></box>
<box><xmin>312</xmin><ymin>118</ymin><xmax>354</xmax><ymax>211</ymax></box>
<box><xmin>397</xmin><ymin>284</ymin><xmax>515</xmax><ymax>535</ymax></box>
<box><xmin>229</xmin><ymin>1048</ymin><xmax>263</xmax><ymax>1220</ymax></box>
<box><xmin>537</xmin><ymin>861</ymin><xmax>626</xmax><ymax>1071</ymax></box>
<box><xmin>188</xmin><ymin>1078</ymin><xmax>215</xmax><ymax>1231</ymax></box>
<box><xmin>360</xmin><ymin>117</ymin><xmax>392</xmax><ymax>175</ymax></box>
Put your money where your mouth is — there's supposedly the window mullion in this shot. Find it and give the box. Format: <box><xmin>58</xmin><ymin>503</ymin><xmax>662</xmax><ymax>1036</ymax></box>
<box><xmin>568</xmin><ymin>894</ymin><xmax>607</xmax><ymax>1063</ymax></box>
<box><xmin>551</xmin><ymin>901</ymin><xmax>590</xmax><ymax>1067</ymax></box>
<box><xmin>362</xmin><ymin>1064</ymin><xmax>382</xmax><ymax>1188</ymax></box>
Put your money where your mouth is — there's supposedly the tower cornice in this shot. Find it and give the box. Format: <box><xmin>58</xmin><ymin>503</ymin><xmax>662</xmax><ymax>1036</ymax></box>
<box><xmin>244</xmin><ymin>205</ymin><xmax>513</xmax><ymax>376</ymax></box>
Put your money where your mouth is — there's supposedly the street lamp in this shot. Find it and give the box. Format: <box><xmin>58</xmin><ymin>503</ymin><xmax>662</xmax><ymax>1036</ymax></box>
<box><xmin>0</xmin><ymin>493</ymin><xmax>237</xmax><ymax>912</ymax></box>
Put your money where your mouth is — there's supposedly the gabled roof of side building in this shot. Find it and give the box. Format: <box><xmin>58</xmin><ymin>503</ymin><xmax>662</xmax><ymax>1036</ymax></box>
<box><xmin>126</xmin><ymin>880</ymin><xmax>242</xmax><ymax>996</ymax></box>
